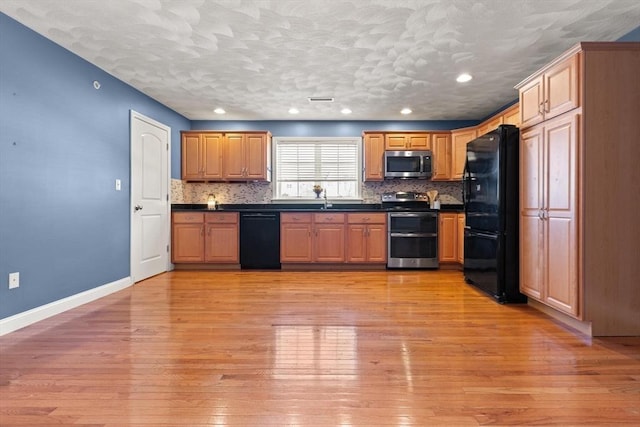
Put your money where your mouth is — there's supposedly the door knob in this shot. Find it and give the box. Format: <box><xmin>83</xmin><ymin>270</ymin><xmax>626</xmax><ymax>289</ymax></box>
<box><xmin>134</xmin><ymin>204</ymin><xmax>143</xmax><ymax>212</ymax></box>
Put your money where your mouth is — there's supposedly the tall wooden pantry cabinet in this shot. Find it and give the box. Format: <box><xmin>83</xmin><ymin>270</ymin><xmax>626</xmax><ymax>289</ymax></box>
<box><xmin>515</xmin><ymin>42</ymin><xmax>640</xmax><ymax>336</ymax></box>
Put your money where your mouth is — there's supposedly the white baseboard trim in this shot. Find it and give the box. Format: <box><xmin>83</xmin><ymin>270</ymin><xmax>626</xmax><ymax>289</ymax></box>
<box><xmin>0</xmin><ymin>276</ymin><xmax>133</xmax><ymax>336</ymax></box>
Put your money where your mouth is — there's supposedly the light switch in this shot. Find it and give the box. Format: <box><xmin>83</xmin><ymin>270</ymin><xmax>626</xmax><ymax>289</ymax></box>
<box><xmin>115</xmin><ymin>179</ymin><xmax>121</xmax><ymax>191</ymax></box>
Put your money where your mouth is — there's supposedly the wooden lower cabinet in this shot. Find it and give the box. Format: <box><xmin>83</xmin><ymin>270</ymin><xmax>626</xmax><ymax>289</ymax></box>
<box><xmin>346</xmin><ymin>213</ymin><xmax>387</xmax><ymax>263</ymax></box>
<box><xmin>438</xmin><ymin>213</ymin><xmax>458</xmax><ymax>263</ymax></box>
<box><xmin>172</xmin><ymin>212</ymin><xmax>239</xmax><ymax>264</ymax></box>
<box><xmin>172</xmin><ymin>223</ymin><xmax>205</xmax><ymax>263</ymax></box>
<box><xmin>281</xmin><ymin>212</ymin><xmax>386</xmax><ymax>264</ymax></box>
<box><xmin>314</xmin><ymin>222</ymin><xmax>345</xmax><ymax>262</ymax></box>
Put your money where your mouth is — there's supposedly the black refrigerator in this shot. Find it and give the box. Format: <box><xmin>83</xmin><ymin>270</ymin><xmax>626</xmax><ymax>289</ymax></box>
<box><xmin>463</xmin><ymin>124</ymin><xmax>526</xmax><ymax>303</ymax></box>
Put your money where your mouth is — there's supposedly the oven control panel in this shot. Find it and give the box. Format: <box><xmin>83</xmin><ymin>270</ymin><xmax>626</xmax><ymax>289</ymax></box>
<box><xmin>381</xmin><ymin>191</ymin><xmax>429</xmax><ymax>202</ymax></box>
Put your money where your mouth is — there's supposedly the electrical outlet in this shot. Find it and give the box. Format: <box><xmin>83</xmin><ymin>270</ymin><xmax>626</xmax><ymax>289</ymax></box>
<box><xmin>115</xmin><ymin>179</ymin><xmax>121</xmax><ymax>191</ymax></box>
<box><xmin>9</xmin><ymin>272</ymin><xmax>19</xmax><ymax>289</ymax></box>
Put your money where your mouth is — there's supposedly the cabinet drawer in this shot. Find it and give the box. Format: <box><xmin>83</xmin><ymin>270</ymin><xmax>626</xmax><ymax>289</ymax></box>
<box><xmin>173</xmin><ymin>212</ymin><xmax>204</xmax><ymax>223</ymax></box>
<box><xmin>314</xmin><ymin>213</ymin><xmax>345</xmax><ymax>223</ymax></box>
<box><xmin>205</xmin><ymin>212</ymin><xmax>238</xmax><ymax>224</ymax></box>
<box><xmin>281</xmin><ymin>212</ymin><xmax>312</xmax><ymax>224</ymax></box>
<box><xmin>347</xmin><ymin>213</ymin><xmax>386</xmax><ymax>224</ymax></box>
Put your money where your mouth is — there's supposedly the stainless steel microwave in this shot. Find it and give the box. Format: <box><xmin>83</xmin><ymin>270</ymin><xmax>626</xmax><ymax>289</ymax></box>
<box><xmin>384</xmin><ymin>150</ymin><xmax>432</xmax><ymax>179</ymax></box>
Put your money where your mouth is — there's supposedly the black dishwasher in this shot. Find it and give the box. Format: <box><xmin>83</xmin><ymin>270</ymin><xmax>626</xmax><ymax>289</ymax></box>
<box><xmin>240</xmin><ymin>212</ymin><xmax>281</xmax><ymax>269</ymax></box>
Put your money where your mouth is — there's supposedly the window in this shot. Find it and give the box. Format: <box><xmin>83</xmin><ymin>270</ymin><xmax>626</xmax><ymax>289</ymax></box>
<box><xmin>273</xmin><ymin>137</ymin><xmax>362</xmax><ymax>200</ymax></box>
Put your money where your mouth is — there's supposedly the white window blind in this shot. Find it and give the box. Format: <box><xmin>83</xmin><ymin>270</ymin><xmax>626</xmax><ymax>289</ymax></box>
<box><xmin>274</xmin><ymin>137</ymin><xmax>361</xmax><ymax>200</ymax></box>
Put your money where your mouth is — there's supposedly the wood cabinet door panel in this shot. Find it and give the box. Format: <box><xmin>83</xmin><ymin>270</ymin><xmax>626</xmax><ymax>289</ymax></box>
<box><xmin>502</xmin><ymin>105</ymin><xmax>520</xmax><ymax>127</ymax></box>
<box><xmin>205</xmin><ymin>212</ymin><xmax>238</xmax><ymax>224</ymax></box>
<box><xmin>314</xmin><ymin>213</ymin><xmax>345</xmax><ymax>224</ymax></box>
<box><xmin>438</xmin><ymin>213</ymin><xmax>457</xmax><ymax>262</ymax></box>
<box><xmin>520</xmin><ymin>126</ymin><xmax>543</xmax><ymax>216</ymax></box>
<box><xmin>204</xmin><ymin>224</ymin><xmax>239</xmax><ymax>263</ymax></box>
<box><xmin>366</xmin><ymin>224</ymin><xmax>387</xmax><ymax>263</ymax></box>
<box><xmin>245</xmin><ymin>133</ymin><xmax>267</xmax><ymax>179</ymax></box>
<box><xmin>431</xmin><ymin>133</ymin><xmax>451</xmax><ymax>180</ymax></box>
<box><xmin>363</xmin><ymin>133</ymin><xmax>384</xmax><ymax>181</ymax></box>
<box><xmin>223</xmin><ymin>133</ymin><xmax>246</xmax><ymax>179</ymax></box>
<box><xmin>519</xmin><ymin>76</ymin><xmax>544</xmax><ymax>129</ymax></box>
<box><xmin>385</xmin><ymin>135</ymin><xmax>408</xmax><ymax>150</ymax></box>
<box><xmin>451</xmin><ymin>129</ymin><xmax>476</xmax><ymax>180</ymax></box>
<box><xmin>347</xmin><ymin>213</ymin><xmax>386</xmax><ymax>224</ymax></box>
<box><xmin>545</xmin><ymin>217</ymin><xmax>578</xmax><ymax>316</ymax></box>
<box><xmin>346</xmin><ymin>224</ymin><xmax>367</xmax><ymax>263</ymax></box>
<box><xmin>172</xmin><ymin>223</ymin><xmax>204</xmax><ymax>262</ymax></box>
<box><xmin>545</xmin><ymin>54</ymin><xmax>579</xmax><ymax>120</ymax></box>
<box><xmin>545</xmin><ymin>116</ymin><xmax>577</xmax><ymax>215</ymax></box>
<box><xmin>173</xmin><ymin>212</ymin><xmax>204</xmax><ymax>224</ymax></box>
<box><xmin>407</xmin><ymin>134</ymin><xmax>430</xmax><ymax>150</ymax></box>
<box><xmin>314</xmin><ymin>224</ymin><xmax>345</xmax><ymax>262</ymax></box>
<box><xmin>280</xmin><ymin>224</ymin><xmax>312</xmax><ymax>262</ymax></box>
<box><xmin>520</xmin><ymin>215</ymin><xmax>543</xmax><ymax>299</ymax></box>
<box><xmin>281</xmin><ymin>213</ymin><xmax>312</xmax><ymax>224</ymax></box>
<box><xmin>202</xmin><ymin>133</ymin><xmax>223</xmax><ymax>179</ymax></box>
<box><xmin>181</xmin><ymin>134</ymin><xmax>202</xmax><ymax>180</ymax></box>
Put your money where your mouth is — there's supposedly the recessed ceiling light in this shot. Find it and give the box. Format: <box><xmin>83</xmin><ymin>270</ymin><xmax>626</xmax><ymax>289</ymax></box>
<box><xmin>341</xmin><ymin>108</ymin><xmax>352</xmax><ymax>115</ymax></box>
<box><xmin>288</xmin><ymin>107</ymin><xmax>300</xmax><ymax>114</ymax></box>
<box><xmin>456</xmin><ymin>73</ymin><xmax>473</xmax><ymax>83</ymax></box>
<box><xmin>400</xmin><ymin>108</ymin><xmax>412</xmax><ymax>115</ymax></box>
<box><xmin>213</xmin><ymin>108</ymin><xmax>226</xmax><ymax>114</ymax></box>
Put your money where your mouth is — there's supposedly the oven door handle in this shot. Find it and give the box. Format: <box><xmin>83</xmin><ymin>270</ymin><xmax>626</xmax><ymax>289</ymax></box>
<box><xmin>390</xmin><ymin>232</ymin><xmax>437</xmax><ymax>238</ymax></box>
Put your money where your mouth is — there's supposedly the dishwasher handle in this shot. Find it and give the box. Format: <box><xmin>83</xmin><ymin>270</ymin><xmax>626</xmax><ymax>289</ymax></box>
<box><xmin>240</xmin><ymin>213</ymin><xmax>279</xmax><ymax>219</ymax></box>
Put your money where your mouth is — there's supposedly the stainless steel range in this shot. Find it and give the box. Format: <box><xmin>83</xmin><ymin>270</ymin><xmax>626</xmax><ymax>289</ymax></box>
<box><xmin>382</xmin><ymin>192</ymin><xmax>439</xmax><ymax>269</ymax></box>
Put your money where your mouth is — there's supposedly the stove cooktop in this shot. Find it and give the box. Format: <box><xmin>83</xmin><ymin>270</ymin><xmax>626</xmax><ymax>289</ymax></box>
<box><xmin>381</xmin><ymin>192</ymin><xmax>434</xmax><ymax>212</ymax></box>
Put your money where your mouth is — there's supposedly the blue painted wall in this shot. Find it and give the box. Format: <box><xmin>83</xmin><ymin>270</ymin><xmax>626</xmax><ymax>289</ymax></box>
<box><xmin>0</xmin><ymin>14</ymin><xmax>189</xmax><ymax>319</ymax></box>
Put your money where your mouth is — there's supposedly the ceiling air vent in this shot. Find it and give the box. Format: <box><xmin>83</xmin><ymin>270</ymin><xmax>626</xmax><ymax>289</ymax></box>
<box><xmin>307</xmin><ymin>97</ymin><xmax>335</xmax><ymax>103</ymax></box>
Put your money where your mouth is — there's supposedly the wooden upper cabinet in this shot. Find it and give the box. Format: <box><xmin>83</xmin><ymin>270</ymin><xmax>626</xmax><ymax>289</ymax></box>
<box><xmin>384</xmin><ymin>133</ymin><xmax>430</xmax><ymax>150</ymax></box>
<box><xmin>502</xmin><ymin>104</ymin><xmax>520</xmax><ymax>127</ymax></box>
<box><xmin>181</xmin><ymin>132</ymin><xmax>223</xmax><ymax>181</ymax></box>
<box><xmin>182</xmin><ymin>131</ymin><xmax>270</xmax><ymax>182</ymax></box>
<box><xmin>431</xmin><ymin>133</ymin><xmax>452</xmax><ymax>180</ymax></box>
<box><xmin>451</xmin><ymin>128</ymin><xmax>476</xmax><ymax>180</ymax></box>
<box><xmin>362</xmin><ymin>133</ymin><xmax>385</xmax><ymax>181</ymax></box>
<box><xmin>518</xmin><ymin>53</ymin><xmax>580</xmax><ymax>129</ymax></box>
<box><xmin>223</xmin><ymin>132</ymin><xmax>271</xmax><ymax>181</ymax></box>
<box><xmin>477</xmin><ymin>116</ymin><xmax>504</xmax><ymax>137</ymax></box>
<box><xmin>223</xmin><ymin>133</ymin><xmax>246</xmax><ymax>180</ymax></box>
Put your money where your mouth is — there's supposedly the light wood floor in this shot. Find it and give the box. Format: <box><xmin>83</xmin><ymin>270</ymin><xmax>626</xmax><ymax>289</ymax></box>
<box><xmin>1</xmin><ymin>270</ymin><xmax>639</xmax><ymax>426</ymax></box>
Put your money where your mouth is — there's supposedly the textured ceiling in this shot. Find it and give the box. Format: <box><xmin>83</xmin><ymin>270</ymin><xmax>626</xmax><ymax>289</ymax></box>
<box><xmin>2</xmin><ymin>0</ymin><xmax>640</xmax><ymax>121</ymax></box>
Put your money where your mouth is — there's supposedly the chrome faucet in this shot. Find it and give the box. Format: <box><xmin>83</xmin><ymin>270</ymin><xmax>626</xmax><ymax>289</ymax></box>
<box><xmin>323</xmin><ymin>190</ymin><xmax>332</xmax><ymax>209</ymax></box>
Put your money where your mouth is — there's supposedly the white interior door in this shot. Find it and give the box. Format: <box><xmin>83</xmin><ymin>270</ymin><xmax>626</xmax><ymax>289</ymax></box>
<box><xmin>130</xmin><ymin>111</ymin><xmax>170</xmax><ymax>282</ymax></box>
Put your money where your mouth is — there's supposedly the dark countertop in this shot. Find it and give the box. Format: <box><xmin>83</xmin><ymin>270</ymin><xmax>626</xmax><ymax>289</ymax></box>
<box><xmin>172</xmin><ymin>203</ymin><xmax>464</xmax><ymax>213</ymax></box>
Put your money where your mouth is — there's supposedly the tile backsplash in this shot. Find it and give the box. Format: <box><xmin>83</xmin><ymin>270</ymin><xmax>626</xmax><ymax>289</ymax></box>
<box><xmin>172</xmin><ymin>179</ymin><xmax>463</xmax><ymax>205</ymax></box>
